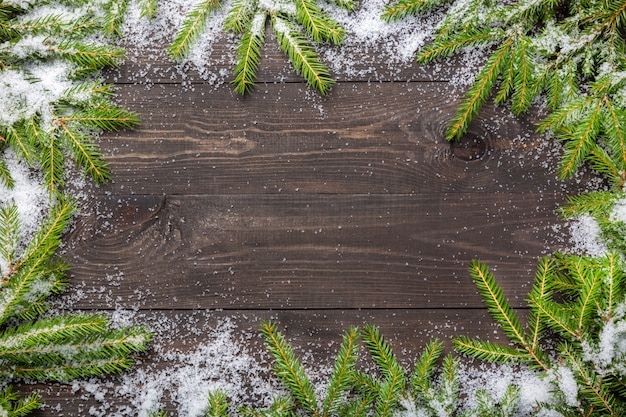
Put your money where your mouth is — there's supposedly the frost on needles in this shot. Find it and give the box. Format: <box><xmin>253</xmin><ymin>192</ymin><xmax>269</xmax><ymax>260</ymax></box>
<box><xmin>0</xmin><ymin>200</ymin><xmax>151</xmax><ymax>415</ymax></box>
<box><xmin>0</xmin><ymin>1</ymin><xmax>149</xmax><ymax>415</ymax></box>
<box><xmin>385</xmin><ymin>0</ymin><xmax>626</xmax><ymax>186</ymax></box>
<box><xmin>110</xmin><ymin>0</ymin><xmax>356</xmax><ymax>95</ymax></box>
<box><xmin>0</xmin><ymin>0</ymin><xmax>140</xmax><ymax>194</ymax></box>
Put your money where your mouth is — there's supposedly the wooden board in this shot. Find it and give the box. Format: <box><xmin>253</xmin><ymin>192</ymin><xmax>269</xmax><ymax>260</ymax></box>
<box><xmin>100</xmin><ymin>82</ymin><xmax>591</xmax><ymax>196</ymax></box>
<box><xmin>65</xmin><ymin>192</ymin><xmax>566</xmax><ymax>310</ymax></box>
<box><xmin>26</xmin><ymin>19</ymin><xmax>601</xmax><ymax>415</ymax></box>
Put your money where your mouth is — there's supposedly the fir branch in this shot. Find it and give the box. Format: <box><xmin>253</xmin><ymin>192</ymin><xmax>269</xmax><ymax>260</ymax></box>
<box><xmin>0</xmin><ymin>158</ymin><xmax>12</xmax><ymax>189</ymax></box>
<box><xmin>602</xmin><ymin>97</ymin><xmax>626</xmax><ymax>182</ymax></box>
<box><xmin>139</xmin><ymin>0</ymin><xmax>158</xmax><ymax>19</ymax></box>
<box><xmin>321</xmin><ymin>326</ymin><xmax>359</xmax><ymax>417</ymax></box>
<box><xmin>168</xmin><ymin>0</ymin><xmax>222</xmax><ymax>61</ymax></box>
<box><xmin>556</xmin><ymin>99</ymin><xmax>604</xmax><ymax>179</ymax></box>
<box><xmin>446</xmin><ymin>40</ymin><xmax>513</xmax><ymax>140</ymax></box>
<box><xmin>224</xmin><ymin>0</ymin><xmax>258</xmax><ymax>33</ymax></box>
<box><xmin>205</xmin><ymin>390</ymin><xmax>229</xmax><ymax>417</ymax></box>
<box><xmin>432</xmin><ymin>354</ymin><xmax>459</xmax><ymax>415</ymax></box>
<box><xmin>59</xmin><ymin>103</ymin><xmax>140</xmax><ymax>131</ymax></box>
<box><xmin>572</xmin><ymin>256</ymin><xmax>603</xmax><ymax>336</ymax></box>
<box><xmin>527</xmin><ymin>257</ymin><xmax>554</xmax><ymax>353</ymax></box>
<box><xmin>474</xmin><ymin>385</ymin><xmax>519</xmax><ymax>416</ymax></box>
<box><xmin>48</xmin><ymin>40</ymin><xmax>126</xmax><ymax>70</ymax></box>
<box><xmin>3</xmin><ymin>125</ymin><xmax>35</xmax><ymax>164</ymax></box>
<box><xmin>350</xmin><ymin>370</ymin><xmax>381</xmax><ymax>397</ymax></box>
<box><xmin>0</xmin><ymin>314</ymin><xmax>106</xmax><ymax>350</ymax></box>
<box><xmin>417</xmin><ymin>27</ymin><xmax>502</xmax><ymax>64</ymax></box>
<box><xmin>560</xmin><ymin>190</ymin><xmax>621</xmax><ymax>219</ymax></box>
<box><xmin>467</xmin><ymin>260</ymin><xmax>528</xmax><ymax>348</ymax></box>
<box><xmin>511</xmin><ymin>36</ymin><xmax>534</xmax><ymax>114</ymax></box>
<box><xmin>0</xmin><ymin>205</ymin><xmax>19</xmax><ymax>270</ymax></box>
<box><xmin>361</xmin><ymin>325</ymin><xmax>405</xmax><ymax>417</ymax></box>
<box><xmin>56</xmin><ymin>120</ymin><xmax>111</xmax><ymax>185</ymax></box>
<box><xmin>0</xmin><ymin>199</ymin><xmax>74</xmax><ymax>326</ymax></box>
<box><xmin>240</xmin><ymin>395</ymin><xmax>293</xmax><ymax>417</ymax></box>
<box><xmin>18</xmin><ymin>199</ymin><xmax>72</xmax><ymax>274</ymax></box>
<box><xmin>382</xmin><ymin>0</ymin><xmax>452</xmax><ymax>22</ymax></box>
<box><xmin>271</xmin><ymin>15</ymin><xmax>334</xmax><ymax>95</ymax></box>
<box><xmin>232</xmin><ymin>12</ymin><xmax>266</xmax><ymax>95</ymax></box>
<box><xmin>562</xmin><ymin>344</ymin><xmax>619</xmax><ymax>415</ymax></box>
<box><xmin>409</xmin><ymin>338</ymin><xmax>443</xmax><ymax>397</ymax></box>
<box><xmin>529</xmin><ymin>291</ymin><xmax>579</xmax><ymax>340</ymax></box>
<box><xmin>0</xmin><ymin>386</ymin><xmax>40</xmax><ymax>417</ymax></box>
<box><xmin>362</xmin><ymin>325</ymin><xmax>403</xmax><ymax>381</ymax></box>
<box><xmin>103</xmin><ymin>0</ymin><xmax>129</xmax><ymax>37</ymax></box>
<box><xmin>587</xmin><ymin>143</ymin><xmax>623</xmax><ymax>186</ymax></box>
<box><xmin>374</xmin><ymin>365</ymin><xmax>403</xmax><ymax>417</ymax></box>
<box><xmin>0</xmin><ymin>325</ymin><xmax>151</xmax><ymax>381</ymax></box>
<box><xmin>261</xmin><ymin>321</ymin><xmax>320</xmax><ymax>416</ymax></box>
<box><xmin>326</xmin><ymin>0</ymin><xmax>356</xmax><ymax>12</ymax></box>
<box><xmin>294</xmin><ymin>0</ymin><xmax>345</xmax><ymax>44</ymax></box>
<box><xmin>38</xmin><ymin>131</ymin><xmax>65</xmax><ymax>195</ymax></box>
<box><xmin>545</xmin><ymin>60</ymin><xmax>579</xmax><ymax>111</ymax></box>
<box><xmin>598</xmin><ymin>251</ymin><xmax>624</xmax><ymax>320</ymax></box>
<box><xmin>453</xmin><ymin>336</ymin><xmax>530</xmax><ymax>364</ymax></box>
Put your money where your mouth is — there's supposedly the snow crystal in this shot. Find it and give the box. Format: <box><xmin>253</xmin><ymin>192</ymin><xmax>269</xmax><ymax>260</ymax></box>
<box><xmin>582</xmin><ymin>312</ymin><xmax>626</xmax><ymax>375</ymax></box>
<box><xmin>566</xmin><ymin>214</ymin><xmax>607</xmax><ymax>257</ymax></box>
<box><xmin>0</xmin><ymin>149</ymin><xmax>50</xmax><ymax>274</ymax></box>
<box><xmin>610</xmin><ymin>197</ymin><xmax>626</xmax><ymax>224</ymax></box>
<box><xmin>554</xmin><ymin>365</ymin><xmax>579</xmax><ymax>408</ymax></box>
<box><xmin>68</xmin><ymin>314</ymin><xmax>281</xmax><ymax>417</ymax></box>
<box><xmin>457</xmin><ymin>362</ymin><xmax>553</xmax><ymax>416</ymax></box>
<box><xmin>0</xmin><ymin>61</ymin><xmax>73</xmax><ymax>128</ymax></box>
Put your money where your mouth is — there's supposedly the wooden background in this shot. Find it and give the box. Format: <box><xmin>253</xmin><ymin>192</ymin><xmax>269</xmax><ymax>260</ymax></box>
<box><xmin>26</xmin><ymin>27</ymin><xmax>599</xmax><ymax>416</ymax></box>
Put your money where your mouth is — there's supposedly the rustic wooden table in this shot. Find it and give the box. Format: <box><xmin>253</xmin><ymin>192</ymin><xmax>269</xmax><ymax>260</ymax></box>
<box><xmin>24</xmin><ymin>28</ymin><xmax>595</xmax><ymax>416</ymax></box>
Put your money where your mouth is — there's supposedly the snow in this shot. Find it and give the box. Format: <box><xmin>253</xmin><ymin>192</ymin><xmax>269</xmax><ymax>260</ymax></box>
<box><xmin>566</xmin><ymin>213</ymin><xmax>607</xmax><ymax>257</ymax></box>
<box><xmin>0</xmin><ymin>149</ymin><xmax>50</xmax><ymax>275</ymax></box>
<box><xmin>115</xmin><ymin>0</ymin><xmax>482</xmax><ymax>87</ymax></box>
<box><xmin>554</xmin><ymin>365</ymin><xmax>579</xmax><ymax>408</ymax></box>
<box><xmin>62</xmin><ymin>314</ymin><xmax>281</xmax><ymax>417</ymax></box>
<box><xmin>0</xmin><ymin>61</ymin><xmax>73</xmax><ymax>128</ymax></box>
<box><xmin>457</xmin><ymin>363</ymin><xmax>554</xmax><ymax>416</ymax></box>
<box><xmin>3</xmin><ymin>0</ymin><xmax>624</xmax><ymax>415</ymax></box>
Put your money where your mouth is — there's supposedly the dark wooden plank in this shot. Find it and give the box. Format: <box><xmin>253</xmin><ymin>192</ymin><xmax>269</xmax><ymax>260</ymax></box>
<box><xmin>23</xmin><ymin>308</ymin><xmax>514</xmax><ymax>416</ymax></box>
<box><xmin>102</xmin><ymin>82</ymin><xmax>598</xmax><ymax>196</ymax></box>
<box><xmin>63</xmin><ymin>192</ymin><xmax>565</xmax><ymax>310</ymax></box>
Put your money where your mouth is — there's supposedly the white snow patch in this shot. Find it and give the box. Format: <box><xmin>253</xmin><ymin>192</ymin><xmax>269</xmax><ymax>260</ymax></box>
<box><xmin>0</xmin><ymin>149</ymin><xmax>50</xmax><ymax>274</ymax></box>
<box><xmin>0</xmin><ymin>61</ymin><xmax>73</xmax><ymax>128</ymax></box>
<box><xmin>566</xmin><ymin>214</ymin><xmax>607</xmax><ymax>257</ymax></box>
<box><xmin>68</xmin><ymin>315</ymin><xmax>282</xmax><ymax>417</ymax></box>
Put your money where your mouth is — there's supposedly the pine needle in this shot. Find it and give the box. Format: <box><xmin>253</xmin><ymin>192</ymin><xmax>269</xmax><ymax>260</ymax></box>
<box><xmin>446</xmin><ymin>40</ymin><xmax>512</xmax><ymax>140</ymax></box>
<box><xmin>0</xmin><ymin>158</ymin><xmax>12</xmax><ymax>189</ymax></box>
<box><xmin>468</xmin><ymin>260</ymin><xmax>528</xmax><ymax>348</ymax></box>
<box><xmin>272</xmin><ymin>15</ymin><xmax>334</xmax><ymax>95</ymax></box>
<box><xmin>382</xmin><ymin>0</ymin><xmax>452</xmax><ymax>22</ymax></box>
<box><xmin>261</xmin><ymin>321</ymin><xmax>320</xmax><ymax>416</ymax></box>
<box><xmin>168</xmin><ymin>0</ymin><xmax>222</xmax><ymax>61</ymax></box>
<box><xmin>0</xmin><ymin>205</ymin><xmax>19</xmax><ymax>270</ymax></box>
<box><xmin>232</xmin><ymin>12</ymin><xmax>266</xmax><ymax>95</ymax></box>
<box><xmin>322</xmin><ymin>326</ymin><xmax>359</xmax><ymax>417</ymax></box>
<box><xmin>205</xmin><ymin>390</ymin><xmax>230</xmax><ymax>417</ymax></box>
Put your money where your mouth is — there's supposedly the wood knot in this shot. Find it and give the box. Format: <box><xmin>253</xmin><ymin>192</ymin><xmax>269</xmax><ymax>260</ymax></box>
<box><xmin>450</xmin><ymin>132</ymin><xmax>489</xmax><ymax>161</ymax></box>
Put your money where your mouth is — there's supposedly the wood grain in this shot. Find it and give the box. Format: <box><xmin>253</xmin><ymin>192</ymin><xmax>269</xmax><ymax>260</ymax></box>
<box><xmin>102</xmin><ymin>82</ymin><xmax>596</xmax><ymax>196</ymax></box>
<box><xmin>63</xmin><ymin>192</ymin><xmax>567</xmax><ymax>310</ymax></box>
<box><xmin>27</xmin><ymin>23</ymin><xmax>597</xmax><ymax>415</ymax></box>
